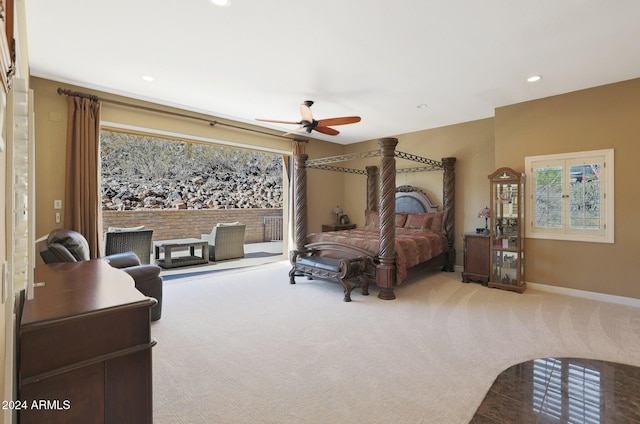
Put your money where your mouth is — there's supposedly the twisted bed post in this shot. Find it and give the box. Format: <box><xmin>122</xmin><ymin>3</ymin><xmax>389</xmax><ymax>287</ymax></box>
<box><xmin>377</xmin><ymin>138</ymin><xmax>398</xmax><ymax>300</ymax></box>
<box><xmin>442</xmin><ymin>157</ymin><xmax>456</xmax><ymax>271</ymax></box>
<box><xmin>366</xmin><ymin>165</ymin><xmax>378</xmax><ymax>212</ymax></box>
<box><xmin>292</xmin><ymin>141</ymin><xmax>308</xmax><ymax>254</ymax></box>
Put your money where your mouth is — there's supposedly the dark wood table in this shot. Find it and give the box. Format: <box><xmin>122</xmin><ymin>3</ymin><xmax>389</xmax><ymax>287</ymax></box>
<box><xmin>20</xmin><ymin>260</ymin><xmax>156</xmax><ymax>424</ymax></box>
<box><xmin>153</xmin><ymin>237</ymin><xmax>209</xmax><ymax>268</ymax></box>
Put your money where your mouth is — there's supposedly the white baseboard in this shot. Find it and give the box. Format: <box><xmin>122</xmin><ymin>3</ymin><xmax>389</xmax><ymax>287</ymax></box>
<box><xmin>444</xmin><ymin>269</ymin><xmax>639</xmax><ymax>308</ymax></box>
<box><xmin>527</xmin><ymin>282</ymin><xmax>640</xmax><ymax>308</ymax></box>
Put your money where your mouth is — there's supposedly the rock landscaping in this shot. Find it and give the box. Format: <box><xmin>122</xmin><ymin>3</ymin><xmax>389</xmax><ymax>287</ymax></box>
<box><xmin>100</xmin><ymin>131</ymin><xmax>283</xmax><ymax>211</ymax></box>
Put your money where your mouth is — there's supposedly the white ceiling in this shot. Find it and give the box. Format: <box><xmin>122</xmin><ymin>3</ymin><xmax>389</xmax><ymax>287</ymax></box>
<box><xmin>24</xmin><ymin>0</ymin><xmax>640</xmax><ymax>145</ymax></box>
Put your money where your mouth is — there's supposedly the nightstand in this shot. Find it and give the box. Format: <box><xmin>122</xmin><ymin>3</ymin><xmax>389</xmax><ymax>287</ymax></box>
<box><xmin>462</xmin><ymin>232</ymin><xmax>490</xmax><ymax>285</ymax></box>
<box><xmin>322</xmin><ymin>223</ymin><xmax>356</xmax><ymax>232</ymax></box>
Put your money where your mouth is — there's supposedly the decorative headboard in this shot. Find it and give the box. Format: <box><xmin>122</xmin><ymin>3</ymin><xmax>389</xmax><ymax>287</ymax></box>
<box><xmin>395</xmin><ymin>185</ymin><xmax>438</xmax><ymax>213</ymax></box>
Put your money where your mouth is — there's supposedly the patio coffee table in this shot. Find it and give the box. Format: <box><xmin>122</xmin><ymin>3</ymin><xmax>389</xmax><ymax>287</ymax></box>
<box><xmin>154</xmin><ymin>238</ymin><xmax>209</xmax><ymax>269</ymax></box>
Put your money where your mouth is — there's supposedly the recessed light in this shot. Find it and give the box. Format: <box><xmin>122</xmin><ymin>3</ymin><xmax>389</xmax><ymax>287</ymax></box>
<box><xmin>210</xmin><ymin>0</ymin><xmax>231</xmax><ymax>6</ymax></box>
<box><xmin>527</xmin><ymin>75</ymin><xmax>542</xmax><ymax>83</ymax></box>
<box><xmin>416</xmin><ymin>104</ymin><xmax>428</xmax><ymax>109</ymax></box>
<box><xmin>141</xmin><ymin>75</ymin><xmax>155</xmax><ymax>82</ymax></box>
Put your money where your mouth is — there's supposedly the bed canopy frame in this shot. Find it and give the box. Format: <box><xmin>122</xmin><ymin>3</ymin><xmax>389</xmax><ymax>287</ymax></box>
<box><xmin>292</xmin><ymin>138</ymin><xmax>456</xmax><ymax>300</ymax></box>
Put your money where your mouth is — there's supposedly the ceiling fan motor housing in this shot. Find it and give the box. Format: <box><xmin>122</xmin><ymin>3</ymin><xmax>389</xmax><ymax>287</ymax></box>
<box><xmin>301</xmin><ymin>119</ymin><xmax>318</xmax><ymax>133</ymax></box>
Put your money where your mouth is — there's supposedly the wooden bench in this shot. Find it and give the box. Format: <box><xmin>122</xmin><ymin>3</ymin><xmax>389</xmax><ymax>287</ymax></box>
<box><xmin>289</xmin><ymin>251</ymin><xmax>368</xmax><ymax>302</ymax></box>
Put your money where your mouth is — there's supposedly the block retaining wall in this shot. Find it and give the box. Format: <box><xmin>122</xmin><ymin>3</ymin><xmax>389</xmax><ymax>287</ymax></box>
<box><xmin>103</xmin><ymin>209</ymin><xmax>283</xmax><ymax>243</ymax></box>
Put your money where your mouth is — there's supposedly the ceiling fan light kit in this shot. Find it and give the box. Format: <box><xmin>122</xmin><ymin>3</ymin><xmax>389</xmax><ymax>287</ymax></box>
<box><xmin>257</xmin><ymin>100</ymin><xmax>361</xmax><ymax>137</ymax></box>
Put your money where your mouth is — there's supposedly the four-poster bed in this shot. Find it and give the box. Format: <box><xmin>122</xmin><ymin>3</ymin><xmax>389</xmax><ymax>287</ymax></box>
<box><xmin>289</xmin><ymin>138</ymin><xmax>456</xmax><ymax>300</ymax></box>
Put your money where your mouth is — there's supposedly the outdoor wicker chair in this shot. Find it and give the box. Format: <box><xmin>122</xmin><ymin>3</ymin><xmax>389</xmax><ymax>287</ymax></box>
<box><xmin>105</xmin><ymin>229</ymin><xmax>154</xmax><ymax>264</ymax></box>
<box><xmin>201</xmin><ymin>223</ymin><xmax>246</xmax><ymax>261</ymax></box>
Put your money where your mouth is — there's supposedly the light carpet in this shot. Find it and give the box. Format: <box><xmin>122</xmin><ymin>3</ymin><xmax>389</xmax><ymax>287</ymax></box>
<box><xmin>151</xmin><ymin>261</ymin><xmax>640</xmax><ymax>424</ymax></box>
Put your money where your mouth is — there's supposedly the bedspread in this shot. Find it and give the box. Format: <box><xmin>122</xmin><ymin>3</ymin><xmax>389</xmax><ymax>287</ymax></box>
<box><xmin>306</xmin><ymin>227</ymin><xmax>448</xmax><ymax>283</ymax></box>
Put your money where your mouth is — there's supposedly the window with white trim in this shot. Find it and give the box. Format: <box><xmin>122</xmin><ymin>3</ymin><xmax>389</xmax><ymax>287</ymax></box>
<box><xmin>525</xmin><ymin>149</ymin><xmax>614</xmax><ymax>243</ymax></box>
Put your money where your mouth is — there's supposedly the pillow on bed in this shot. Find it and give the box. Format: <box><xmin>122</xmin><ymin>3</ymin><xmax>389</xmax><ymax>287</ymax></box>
<box><xmin>404</xmin><ymin>213</ymin><xmax>430</xmax><ymax>229</ymax></box>
<box><xmin>395</xmin><ymin>213</ymin><xmax>408</xmax><ymax>227</ymax></box>
<box><xmin>429</xmin><ymin>208</ymin><xmax>450</xmax><ymax>233</ymax></box>
<box><xmin>364</xmin><ymin>210</ymin><xmax>380</xmax><ymax>227</ymax></box>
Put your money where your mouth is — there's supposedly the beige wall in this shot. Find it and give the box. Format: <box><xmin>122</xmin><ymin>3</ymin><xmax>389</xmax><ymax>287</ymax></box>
<box><xmin>495</xmin><ymin>78</ymin><xmax>640</xmax><ymax>298</ymax></box>
<box><xmin>303</xmin><ymin>141</ymin><xmax>347</xmax><ymax>234</ymax></box>
<box><xmin>30</xmin><ymin>77</ymin><xmax>347</xmax><ymax>249</ymax></box>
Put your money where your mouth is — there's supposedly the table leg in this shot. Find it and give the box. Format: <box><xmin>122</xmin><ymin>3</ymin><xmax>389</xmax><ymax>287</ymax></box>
<box><xmin>200</xmin><ymin>243</ymin><xmax>207</xmax><ymax>260</ymax></box>
<box><xmin>165</xmin><ymin>246</ymin><xmax>172</xmax><ymax>268</ymax></box>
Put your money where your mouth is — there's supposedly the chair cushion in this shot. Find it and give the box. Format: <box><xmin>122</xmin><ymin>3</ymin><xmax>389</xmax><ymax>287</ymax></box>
<box><xmin>297</xmin><ymin>256</ymin><xmax>341</xmax><ymax>273</ymax></box>
<box><xmin>107</xmin><ymin>225</ymin><xmax>145</xmax><ymax>232</ymax></box>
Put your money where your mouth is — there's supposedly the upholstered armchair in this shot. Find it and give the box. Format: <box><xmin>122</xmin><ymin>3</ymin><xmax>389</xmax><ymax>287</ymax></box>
<box><xmin>201</xmin><ymin>223</ymin><xmax>246</xmax><ymax>261</ymax></box>
<box><xmin>39</xmin><ymin>229</ymin><xmax>163</xmax><ymax>321</ymax></box>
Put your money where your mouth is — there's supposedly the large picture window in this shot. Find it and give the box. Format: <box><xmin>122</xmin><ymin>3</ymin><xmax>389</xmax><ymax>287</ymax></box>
<box><xmin>525</xmin><ymin>149</ymin><xmax>614</xmax><ymax>243</ymax></box>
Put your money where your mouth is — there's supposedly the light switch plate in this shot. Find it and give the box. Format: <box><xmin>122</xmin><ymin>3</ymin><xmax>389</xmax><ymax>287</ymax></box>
<box><xmin>54</xmin><ymin>199</ymin><xmax>62</xmax><ymax>209</ymax></box>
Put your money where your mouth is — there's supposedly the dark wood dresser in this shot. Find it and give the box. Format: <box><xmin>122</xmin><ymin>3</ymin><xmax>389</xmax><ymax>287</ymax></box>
<box><xmin>461</xmin><ymin>233</ymin><xmax>490</xmax><ymax>285</ymax></box>
<box><xmin>19</xmin><ymin>260</ymin><xmax>157</xmax><ymax>424</ymax></box>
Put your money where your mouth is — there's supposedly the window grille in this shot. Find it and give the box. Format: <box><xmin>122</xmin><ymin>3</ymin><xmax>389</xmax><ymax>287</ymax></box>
<box><xmin>525</xmin><ymin>149</ymin><xmax>614</xmax><ymax>243</ymax></box>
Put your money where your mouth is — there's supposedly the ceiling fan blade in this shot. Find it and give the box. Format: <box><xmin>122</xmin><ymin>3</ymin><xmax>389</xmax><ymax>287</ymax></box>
<box><xmin>313</xmin><ymin>126</ymin><xmax>340</xmax><ymax>136</ymax></box>
<box><xmin>282</xmin><ymin>125</ymin><xmax>306</xmax><ymax>136</ymax></box>
<box><xmin>316</xmin><ymin>116</ymin><xmax>361</xmax><ymax>127</ymax></box>
<box><xmin>300</xmin><ymin>103</ymin><xmax>314</xmax><ymax>122</ymax></box>
<box><xmin>256</xmin><ymin>118</ymin><xmax>301</xmax><ymax>125</ymax></box>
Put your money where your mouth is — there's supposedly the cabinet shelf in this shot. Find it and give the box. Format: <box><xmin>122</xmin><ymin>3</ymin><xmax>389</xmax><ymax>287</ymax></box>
<box><xmin>488</xmin><ymin>168</ymin><xmax>526</xmax><ymax>293</ymax></box>
<box><xmin>492</xmin><ymin>247</ymin><xmax>519</xmax><ymax>252</ymax></box>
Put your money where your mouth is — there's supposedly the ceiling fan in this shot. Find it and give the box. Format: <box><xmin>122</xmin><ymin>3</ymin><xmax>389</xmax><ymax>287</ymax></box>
<box><xmin>256</xmin><ymin>100</ymin><xmax>361</xmax><ymax>136</ymax></box>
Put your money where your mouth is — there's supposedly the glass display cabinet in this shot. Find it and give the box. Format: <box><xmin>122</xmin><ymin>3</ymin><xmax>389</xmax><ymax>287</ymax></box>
<box><xmin>488</xmin><ymin>167</ymin><xmax>526</xmax><ymax>292</ymax></box>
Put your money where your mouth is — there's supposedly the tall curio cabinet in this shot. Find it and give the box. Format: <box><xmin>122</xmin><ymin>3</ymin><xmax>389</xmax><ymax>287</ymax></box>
<box><xmin>488</xmin><ymin>168</ymin><xmax>526</xmax><ymax>292</ymax></box>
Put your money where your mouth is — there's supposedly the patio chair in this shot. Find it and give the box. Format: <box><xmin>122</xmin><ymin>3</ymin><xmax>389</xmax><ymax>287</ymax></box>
<box><xmin>39</xmin><ymin>228</ymin><xmax>163</xmax><ymax>321</ymax></box>
<box><xmin>105</xmin><ymin>228</ymin><xmax>154</xmax><ymax>264</ymax></box>
<box><xmin>201</xmin><ymin>223</ymin><xmax>246</xmax><ymax>261</ymax></box>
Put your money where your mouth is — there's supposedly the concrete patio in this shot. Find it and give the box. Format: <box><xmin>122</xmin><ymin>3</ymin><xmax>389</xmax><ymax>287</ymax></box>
<box><xmin>156</xmin><ymin>241</ymin><xmax>285</xmax><ymax>282</ymax></box>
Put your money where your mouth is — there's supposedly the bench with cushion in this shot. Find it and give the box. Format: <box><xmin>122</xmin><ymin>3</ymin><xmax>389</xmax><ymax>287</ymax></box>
<box><xmin>289</xmin><ymin>250</ymin><xmax>368</xmax><ymax>302</ymax></box>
